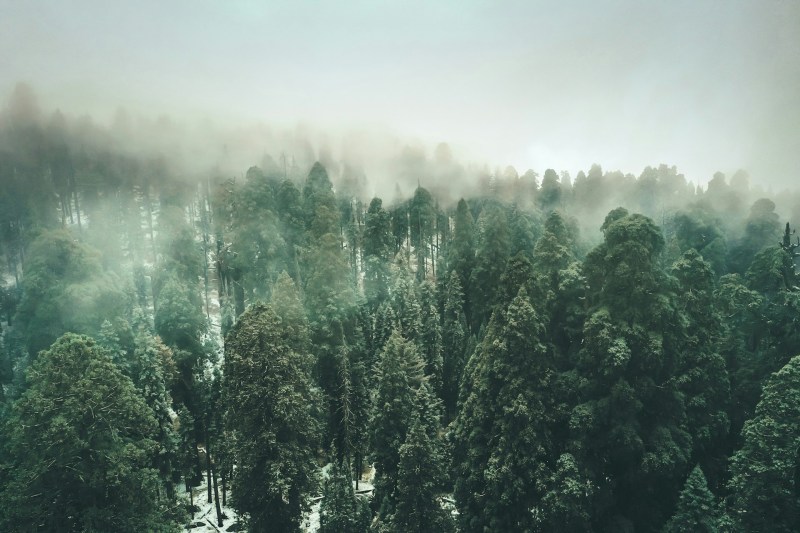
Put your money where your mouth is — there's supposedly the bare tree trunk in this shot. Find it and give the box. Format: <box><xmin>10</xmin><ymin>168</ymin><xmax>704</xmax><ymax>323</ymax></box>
<box><xmin>188</xmin><ymin>479</ymin><xmax>194</xmax><ymax>519</ymax></box>
<box><xmin>212</xmin><ymin>459</ymin><xmax>223</xmax><ymax>527</ymax></box>
<box><xmin>205</xmin><ymin>429</ymin><xmax>213</xmax><ymax>504</ymax></box>
<box><xmin>221</xmin><ymin>467</ymin><xmax>227</xmax><ymax>507</ymax></box>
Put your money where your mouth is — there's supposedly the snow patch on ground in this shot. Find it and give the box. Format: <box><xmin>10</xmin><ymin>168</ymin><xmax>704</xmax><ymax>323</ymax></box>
<box><xmin>182</xmin><ymin>475</ymin><xmax>239</xmax><ymax>533</ymax></box>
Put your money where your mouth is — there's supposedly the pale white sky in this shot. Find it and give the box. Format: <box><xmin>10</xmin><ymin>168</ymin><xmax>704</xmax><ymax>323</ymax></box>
<box><xmin>1</xmin><ymin>0</ymin><xmax>798</xmax><ymax>186</ymax></box>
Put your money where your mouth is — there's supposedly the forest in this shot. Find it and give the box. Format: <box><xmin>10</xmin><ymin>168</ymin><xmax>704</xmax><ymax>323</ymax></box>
<box><xmin>0</xmin><ymin>83</ymin><xmax>799</xmax><ymax>533</ymax></box>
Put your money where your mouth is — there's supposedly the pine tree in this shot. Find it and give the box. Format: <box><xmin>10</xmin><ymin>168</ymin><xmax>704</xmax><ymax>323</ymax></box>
<box><xmin>447</xmin><ymin>199</ymin><xmax>475</xmax><ymax>325</ymax></box>
<box><xmin>538</xmin><ymin>453</ymin><xmax>593</xmax><ymax>532</ymax></box>
<box><xmin>223</xmin><ymin>303</ymin><xmax>320</xmax><ymax>532</ymax></box>
<box><xmin>727</xmin><ymin>354</ymin><xmax>800</xmax><ymax>532</ymax></box>
<box><xmin>469</xmin><ymin>205</ymin><xmax>510</xmax><ymax>331</ymax></box>
<box><xmin>663</xmin><ymin>466</ymin><xmax>720</xmax><ymax>533</ymax></box>
<box><xmin>417</xmin><ymin>280</ymin><xmax>443</xmax><ymax>397</ymax></box>
<box><xmin>453</xmin><ymin>287</ymin><xmax>555</xmax><ymax>532</ymax></box>
<box><xmin>441</xmin><ymin>271</ymin><xmax>468</xmax><ymax>418</ymax></box>
<box><xmin>0</xmin><ymin>334</ymin><xmax>172</xmax><ymax>531</ymax></box>
<box><xmin>573</xmin><ymin>211</ymin><xmax>693</xmax><ymax>530</ymax></box>
<box><xmin>370</xmin><ymin>329</ymin><xmax>425</xmax><ymax>514</ymax></box>
<box><xmin>319</xmin><ymin>458</ymin><xmax>371</xmax><ymax>533</ymax></box>
<box><xmin>389</xmin><ymin>405</ymin><xmax>453</xmax><ymax>532</ymax></box>
<box><xmin>363</xmin><ymin>197</ymin><xmax>392</xmax><ymax>309</ymax></box>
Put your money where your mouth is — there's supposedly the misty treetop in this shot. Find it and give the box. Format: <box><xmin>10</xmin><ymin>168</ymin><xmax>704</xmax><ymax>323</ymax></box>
<box><xmin>1</xmin><ymin>84</ymin><xmax>800</xmax><ymax>532</ymax></box>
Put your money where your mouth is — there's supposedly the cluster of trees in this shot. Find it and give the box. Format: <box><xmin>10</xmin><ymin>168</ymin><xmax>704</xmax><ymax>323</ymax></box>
<box><xmin>1</xmin><ymin>85</ymin><xmax>800</xmax><ymax>532</ymax></box>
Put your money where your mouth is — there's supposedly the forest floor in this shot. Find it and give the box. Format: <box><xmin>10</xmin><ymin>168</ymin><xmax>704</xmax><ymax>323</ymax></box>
<box><xmin>182</xmin><ymin>475</ymin><xmax>239</xmax><ymax>532</ymax></box>
<box><xmin>182</xmin><ymin>464</ymin><xmax>376</xmax><ymax>533</ymax></box>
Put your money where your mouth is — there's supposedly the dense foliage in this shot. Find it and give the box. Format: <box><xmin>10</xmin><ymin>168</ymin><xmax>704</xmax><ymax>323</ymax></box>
<box><xmin>1</xmin><ymin>85</ymin><xmax>800</xmax><ymax>531</ymax></box>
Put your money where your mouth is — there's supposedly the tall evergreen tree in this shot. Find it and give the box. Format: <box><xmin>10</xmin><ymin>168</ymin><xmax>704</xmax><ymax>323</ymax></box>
<box><xmin>0</xmin><ymin>334</ymin><xmax>172</xmax><ymax>532</ymax></box>
<box><xmin>663</xmin><ymin>466</ymin><xmax>720</xmax><ymax>533</ymax></box>
<box><xmin>447</xmin><ymin>199</ymin><xmax>475</xmax><ymax>324</ymax></box>
<box><xmin>726</xmin><ymin>353</ymin><xmax>800</xmax><ymax>532</ymax></box>
<box><xmin>468</xmin><ymin>205</ymin><xmax>510</xmax><ymax>332</ymax></box>
<box><xmin>363</xmin><ymin>197</ymin><xmax>393</xmax><ymax>309</ymax></box>
<box><xmin>453</xmin><ymin>287</ymin><xmax>555</xmax><ymax>532</ymax></box>
<box><xmin>388</xmin><ymin>400</ymin><xmax>453</xmax><ymax>533</ymax></box>
<box><xmin>441</xmin><ymin>271</ymin><xmax>468</xmax><ymax>418</ymax></box>
<box><xmin>223</xmin><ymin>303</ymin><xmax>320</xmax><ymax>532</ymax></box>
<box><xmin>370</xmin><ymin>329</ymin><xmax>425</xmax><ymax>515</ymax></box>
<box><xmin>573</xmin><ymin>211</ymin><xmax>692</xmax><ymax>531</ymax></box>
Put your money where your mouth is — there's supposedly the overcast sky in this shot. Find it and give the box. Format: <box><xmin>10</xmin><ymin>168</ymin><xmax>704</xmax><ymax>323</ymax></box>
<box><xmin>2</xmin><ymin>0</ymin><xmax>798</xmax><ymax>186</ymax></box>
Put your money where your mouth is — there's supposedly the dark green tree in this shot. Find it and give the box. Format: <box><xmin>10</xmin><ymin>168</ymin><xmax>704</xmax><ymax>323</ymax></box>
<box><xmin>370</xmin><ymin>329</ymin><xmax>425</xmax><ymax>514</ymax></box>
<box><xmin>363</xmin><ymin>197</ymin><xmax>393</xmax><ymax>309</ymax></box>
<box><xmin>447</xmin><ymin>199</ymin><xmax>475</xmax><ymax>323</ymax></box>
<box><xmin>441</xmin><ymin>271</ymin><xmax>468</xmax><ymax>418</ymax></box>
<box><xmin>0</xmin><ymin>334</ymin><xmax>172</xmax><ymax>532</ymax></box>
<box><xmin>223</xmin><ymin>303</ymin><xmax>320</xmax><ymax>532</ymax></box>
<box><xmin>726</xmin><ymin>354</ymin><xmax>800</xmax><ymax>532</ymax></box>
<box><xmin>468</xmin><ymin>205</ymin><xmax>510</xmax><ymax>331</ymax></box>
<box><xmin>663</xmin><ymin>465</ymin><xmax>720</xmax><ymax>533</ymax></box>
<box><xmin>319</xmin><ymin>457</ymin><xmax>371</xmax><ymax>533</ymax></box>
<box><xmin>453</xmin><ymin>288</ymin><xmax>555</xmax><ymax>532</ymax></box>
<box><xmin>389</xmin><ymin>406</ymin><xmax>453</xmax><ymax>532</ymax></box>
<box><xmin>409</xmin><ymin>186</ymin><xmax>436</xmax><ymax>279</ymax></box>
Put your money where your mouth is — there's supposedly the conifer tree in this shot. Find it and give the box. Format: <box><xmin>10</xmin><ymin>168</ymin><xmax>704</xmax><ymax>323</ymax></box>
<box><xmin>441</xmin><ymin>271</ymin><xmax>468</xmax><ymax>418</ymax></box>
<box><xmin>319</xmin><ymin>457</ymin><xmax>371</xmax><ymax>533</ymax></box>
<box><xmin>447</xmin><ymin>199</ymin><xmax>475</xmax><ymax>324</ymax></box>
<box><xmin>573</xmin><ymin>211</ymin><xmax>693</xmax><ymax>530</ymax></box>
<box><xmin>727</xmin><ymin>353</ymin><xmax>800</xmax><ymax>532</ymax></box>
<box><xmin>370</xmin><ymin>329</ymin><xmax>425</xmax><ymax>514</ymax></box>
<box><xmin>363</xmin><ymin>197</ymin><xmax>392</xmax><ymax>309</ymax></box>
<box><xmin>223</xmin><ymin>303</ymin><xmax>320</xmax><ymax>532</ymax></box>
<box><xmin>0</xmin><ymin>334</ymin><xmax>172</xmax><ymax>531</ymax></box>
<box><xmin>663</xmin><ymin>466</ymin><xmax>720</xmax><ymax>533</ymax></box>
<box><xmin>389</xmin><ymin>407</ymin><xmax>453</xmax><ymax>532</ymax></box>
<box><xmin>453</xmin><ymin>287</ymin><xmax>555</xmax><ymax>532</ymax></box>
<box><xmin>469</xmin><ymin>205</ymin><xmax>510</xmax><ymax>331</ymax></box>
<box><xmin>417</xmin><ymin>279</ymin><xmax>443</xmax><ymax>397</ymax></box>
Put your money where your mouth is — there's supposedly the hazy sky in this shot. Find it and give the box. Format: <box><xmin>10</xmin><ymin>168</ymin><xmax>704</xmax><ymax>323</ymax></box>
<box><xmin>2</xmin><ymin>0</ymin><xmax>799</xmax><ymax>186</ymax></box>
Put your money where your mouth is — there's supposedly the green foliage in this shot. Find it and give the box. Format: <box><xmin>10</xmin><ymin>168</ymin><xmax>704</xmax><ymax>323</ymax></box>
<box><xmin>441</xmin><ymin>271</ymin><xmax>468</xmax><ymax>417</ymax></box>
<box><xmin>409</xmin><ymin>186</ymin><xmax>436</xmax><ymax>279</ymax></box>
<box><xmin>223</xmin><ymin>303</ymin><xmax>320</xmax><ymax>532</ymax></box>
<box><xmin>0</xmin><ymin>334</ymin><xmax>175</xmax><ymax>532</ymax></box>
<box><xmin>363</xmin><ymin>197</ymin><xmax>392</xmax><ymax>309</ymax></box>
<box><xmin>726</xmin><ymin>354</ymin><xmax>800</xmax><ymax>532</ymax></box>
<box><xmin>453</xmin><ymin>288</ymin><xmax>555</xmax><ymax>532</ymax></box>
<box><xmin>469</xmin><ymin>205</ymin><xmax>510</xmax><ymax>331</ymax></box>
<box><xmin>370</xmin><ymin>330</ymin><xmax>425</xmax><ymax>513</ymax></box>
<box><xmin>319</xmin><ymin>458</ymin><xmax>371</xmax><ymax>533</ymax></box>
<box><xmin>15</xmin><ymin>230</ymin><xmax>129</xmax><ymax>355</ymax></box>
<box><xmin>389</xmin><ymin>407</ymin><xmax>453</xmax><ymax>533</ymax></box>
<box><xmin>538</xmin><ymin>453</ymin><xmax>593</xmax><ymax>532</ymax></box>
<box><xmin>663</xmin><ymin>466</ymin><xmax>720</xmax><ymax>533</ymax></box>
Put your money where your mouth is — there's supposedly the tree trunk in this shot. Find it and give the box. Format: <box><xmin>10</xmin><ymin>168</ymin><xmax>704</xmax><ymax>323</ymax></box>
<box><xmin>188</xmin><ymin>479</ymin><xmax>194</xmax><ymax>519</ymax></box>
<box><xmin>212</xmin><ymin>459</ymin><xmax>223</xmax><ymax>527</ymax></box>
<box><xmin>205</xmin><ymin>429</ymin><xmax>213</xmax><ymax>504</ymax></box>
<box><xmin>221</xmin><ymin>467</ymin><xmax>227</xmax><ymax>507</ymax></box>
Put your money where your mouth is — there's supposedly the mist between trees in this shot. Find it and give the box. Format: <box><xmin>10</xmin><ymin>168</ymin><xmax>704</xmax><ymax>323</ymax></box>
<box><xmin>1</xmin><ymin>83</ymin><xmax>799</xmax><ymax>532</ymax></box>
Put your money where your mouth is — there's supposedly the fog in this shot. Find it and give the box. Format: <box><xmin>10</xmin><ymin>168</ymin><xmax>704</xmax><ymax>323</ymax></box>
<box><xmin>2</xmin><ymin>0</ymin><xmax>799</xmax><ymax>188</ymax></box>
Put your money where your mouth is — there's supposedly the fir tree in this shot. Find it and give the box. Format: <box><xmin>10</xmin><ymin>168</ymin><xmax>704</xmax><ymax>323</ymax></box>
<box><xmin>223</xmin><ymin>303</ymin><xmax>320</xmax><ymax>532</ymax></box>
<box><xmin>370</xmin><ymin>329</ymin><xmax>425</xmax><ymax>514</ymax></box>
<box><xmin>319</xmin><ymin>457</ymin><xmax>371</xmax><ymax>533</ymax></box>
<box><xmin>663</xmin><ymin>466</ymin><xmax>720</xmax><ymax>533</ymax></box>
<box><xmin>453</xmin><ymin>287</ymin><xmax>555</xmax><ymax>532</ymax></box>
<box><xmin>0</xmin><ymin>334</ymin><xmax>173</xmax><ymax>531</ymax></box>
<box><xmin>727</xmin><ymin>354</ymin><xmax>800</xmax><ymax>532</ymax></box>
